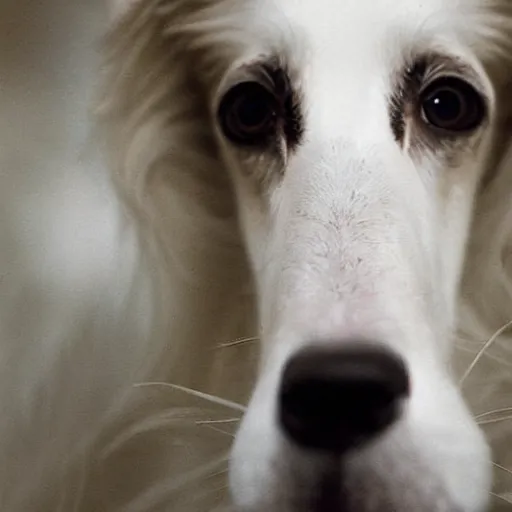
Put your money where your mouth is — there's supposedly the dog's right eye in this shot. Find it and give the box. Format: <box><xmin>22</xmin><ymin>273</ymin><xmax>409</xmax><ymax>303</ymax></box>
<box><xmin>218</xmin><ymin>82</ymin><xmax>278</xmax><ymax>145</ymax></box>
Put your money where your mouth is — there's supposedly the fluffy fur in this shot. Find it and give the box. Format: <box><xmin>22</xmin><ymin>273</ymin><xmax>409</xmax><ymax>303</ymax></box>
<box><xmin>1</xmin><ymin>0</ymin><xmax>512</xmax><ymax>511</ymax></box>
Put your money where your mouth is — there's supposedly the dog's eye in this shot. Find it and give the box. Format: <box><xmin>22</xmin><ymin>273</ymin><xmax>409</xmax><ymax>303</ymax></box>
<box><xmin>420</xmin><ymin>77</ymin><xmax>485</xmax><ymax>133</ymax></box>
<box><xmin>218</xmin><ymin>82</ymin><xmax>278</xmax><ymax>145</ymax></box>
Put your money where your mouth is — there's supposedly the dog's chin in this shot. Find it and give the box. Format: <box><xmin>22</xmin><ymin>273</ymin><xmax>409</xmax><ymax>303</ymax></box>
<box><xmin>231</xmin><ymin>450</ymin><xmax>468</xmax><ymax>512</ymax></box>
<box><xmin>231</xmin><ymin>457</ymin><xmax>459</xmax><ymax>512</ymax></box>
<box><xmin>229</xmin><ymin>413</ymin><xmax>490</xmax><ymax>512</ymax></box>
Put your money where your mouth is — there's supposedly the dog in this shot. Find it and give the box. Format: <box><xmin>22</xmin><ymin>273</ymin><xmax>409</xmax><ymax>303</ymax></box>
<box><xmin>96</xmin><ymin>1</ymin><xmax>512</xmax><ymax>510</ymax></box>
<box><xmin>1</xmin><ymin>0</ymin><xmax>512</xmax><ymax>511</ymax></box>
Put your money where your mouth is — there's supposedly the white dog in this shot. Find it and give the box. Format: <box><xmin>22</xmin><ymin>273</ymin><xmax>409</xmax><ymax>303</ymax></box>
<box><xmin>1</xmin><ymin>0</ymin><xmax>512</xmax><ymax>511</ymax></box>
<box><xmin>97</xmin><ymin>0</ymin><xmax>512</xmax><ymax>510</ymax></box>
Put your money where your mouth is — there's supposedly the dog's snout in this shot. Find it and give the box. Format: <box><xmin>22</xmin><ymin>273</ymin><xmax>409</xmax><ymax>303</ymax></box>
<box><xmin>278</xmin><ymin>344</ymin><xmax>410</xmax><ymax>453</ymax></box>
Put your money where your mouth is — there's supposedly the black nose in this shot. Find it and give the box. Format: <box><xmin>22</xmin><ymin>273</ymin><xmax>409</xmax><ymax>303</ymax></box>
<box><xmin>278</xmin><ymin>344</ymin><xmax>409</xmax><ymax>453</ymax></box>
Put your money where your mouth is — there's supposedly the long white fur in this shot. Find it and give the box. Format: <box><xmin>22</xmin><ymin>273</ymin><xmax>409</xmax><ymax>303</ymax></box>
<box><xmin>0</xmin><ymin>0</ymin><xmax>511</xmax><ymax>511</ymax></box>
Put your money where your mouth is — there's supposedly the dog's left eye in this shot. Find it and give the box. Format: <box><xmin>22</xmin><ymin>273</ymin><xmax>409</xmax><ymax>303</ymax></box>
<box><xmin>218</xmin><ymin>82</ymin><xmax>278</xmax><ymax>145</ymax></box>
<box><xmin>420</xmin><ymin>77</ymin><xmax>485</xmax><ymax>133</ymax></box>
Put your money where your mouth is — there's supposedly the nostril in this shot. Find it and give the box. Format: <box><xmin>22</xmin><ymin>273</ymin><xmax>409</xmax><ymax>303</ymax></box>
<box><xmin>278</xmin><ymin>344</ymin><xmax>410</xmax><ymax>453</ymax></box>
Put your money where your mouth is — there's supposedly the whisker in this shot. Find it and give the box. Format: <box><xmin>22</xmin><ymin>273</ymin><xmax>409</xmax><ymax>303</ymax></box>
<box><xmin>474</xmin><ymin>407</ymin><xmax>512</xmax><ymax>421</ymax></box>
<box><xmin>477</xmin><ymin>414</ymin><xmax>512</xmax><ymax>426</ymax></box>
<box><xmin>101</xmin><ymin>408</ymin><xmax>200</xmax><ymax>459</ymax></box>
<box><xmin>455</xmin><ymin>341</ymin><xmax>512</xmax><ymax>369</ymax></box>
<box><xmin>203</xmin><ymin>425</ymin><xmax>237</xmax><ymax>438</ymax></box>
<box><xmin>493</xmin><ymin>462</ymin><xmax>512</xmax><ymax>478</ymax></box>
<box><xmin>196</xmin><ymin>418</ymin><xmax>241</xmax><ymax>425</ymax></box>
<box><xmin>216</xmin><ymin>336</ymin><xmax>259</xmax><ymax>349</ymax></box>
<box><xmin>490</xmin><ymin>492</ymin><xmax>512</xmax><ymax>505</ymax></box>
<box><xmin>205</xmin><ymin>467</ymin><xmax>230</xmax><ymax>480</ymax></box>
<box><xmin>459</xmin><ymin>319</ymin><xmax>512</xmax><ymax>386</ymax></box>
<box><xmin>134</xmin><ymin>382</ymin><xmax>247</xmax><ymax>412</ymax></box>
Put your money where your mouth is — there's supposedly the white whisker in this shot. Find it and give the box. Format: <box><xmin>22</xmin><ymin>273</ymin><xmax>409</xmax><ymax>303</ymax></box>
<box><xmin>205</xmin><ymin>467</ymin><xmax>230</xmax><ymax>480</ymax></box>
<box><xmin>216</xmin><ymin>336</ymin><xmax>259</xmax><ymax>349</ymax></box>
<box><xmin>474</xmin><ymin>407</ymin><xmax>512</xmax><ymax>421</ymax></box>
<box><xmin>490</xmin><ymin>492</ymin><xmax>512</xmax><ymax>505</ymax></box>
<box><xmin>101</xmin><ymin>408</ymin><xmax>200</xmax><ymax>459</ymax></box>
<box><xmin>493</xmin><ymin>462</ymin><xmax>512</xmax><ymax>478</ymax></box>
<box><xmin>455</xmin><ymin>340</ymin><xmax>512</xmax><ymax>369</ymax></box>
<box><xmin>134</xmin><ymin>382</ymin><xmax>247</xmax><ymax>412</ymax></box>
<box><xmin>203</xmin><ymin>425</ymin><xmax>237</xmax><ymax>438</ymax></box>
<box><xmin>196</xmin><ymin>418</ymin><xmax>241</xmax><ymax>425</ymax></box>
<box><xmin>477</xmin><ymin>415</ymin><xmax>512</xmax><ymax>426</ymax></box>
<box><xmin>459</xmin><ymin>319</ymin><xmax>512</xmax><ymax>386</ymax></box>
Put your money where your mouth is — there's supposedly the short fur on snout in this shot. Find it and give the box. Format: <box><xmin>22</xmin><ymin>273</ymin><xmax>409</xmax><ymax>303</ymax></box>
<box><xmin>97</xmin><ymin>1</ymin><xmax>512</xmax><ymax>511</ymax></box>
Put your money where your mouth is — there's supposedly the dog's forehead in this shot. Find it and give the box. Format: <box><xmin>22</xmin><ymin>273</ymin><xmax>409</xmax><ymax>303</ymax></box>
<box><xmin>249</xmin><ymin>0</ymin><xmax>495</xmax><ymax>67</ymax></box>
<box><xmin>285</xmin><ymin>0</ymin><xmax>478</xmax><ymax>21</ymax></box>
<box><xmin>274</xmin><ymin>0</ymin><xmax>445</xmax><ymax>38</ymax></box>
<box><xmin>262</xmin><ymin>0</ymin><xmax>488</xmax><ymax>38</ymax></box>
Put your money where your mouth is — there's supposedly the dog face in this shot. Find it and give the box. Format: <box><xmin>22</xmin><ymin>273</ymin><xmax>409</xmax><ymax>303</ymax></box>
<box><xmin>204</xmin><ymin>1</ymin><xmax>510</xmax><ymax>511</ymax></box>
<box><xmin>106</xmin><ymin>0</ymin><xmax>511</xmax><ymax>510</ymax></box>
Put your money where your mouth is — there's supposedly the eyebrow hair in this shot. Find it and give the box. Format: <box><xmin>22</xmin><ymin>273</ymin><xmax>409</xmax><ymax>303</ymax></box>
<box><xmin>417</xmin><ymin>53</ymin><xmax>484</xmax><ymax>86</ymax></box>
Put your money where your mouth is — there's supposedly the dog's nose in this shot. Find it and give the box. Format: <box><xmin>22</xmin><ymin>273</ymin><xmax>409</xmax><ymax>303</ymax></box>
<box><xmin>278</xmin><ymin>344</ymin><xmax>409</xmax><ymax>453</ymax></box>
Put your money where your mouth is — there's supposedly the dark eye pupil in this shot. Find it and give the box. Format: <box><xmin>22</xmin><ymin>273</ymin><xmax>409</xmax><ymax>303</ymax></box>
<box><xmin>425</xmin><ymin>89</ymin><xmax>463</xmax><ymax>124</ymax></box>
<box><xmin>219</xmin><ymin>82</ymin><xmax>277</xmax><ymax>145</ymax></box>
<box><xmin>235</xmin><ymin>91</ymin><xmax>274</xmax><ymax>129</ymax></box>
<box><xmin>421</xmin><ymin>77</ymin><xmax>484</xmax><ymax>132</ymax></box>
